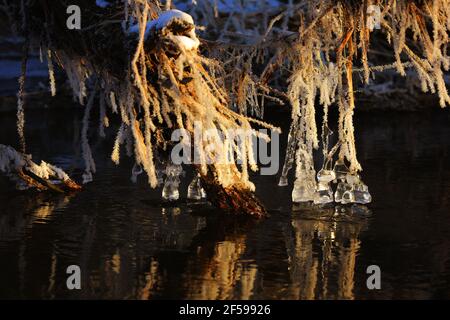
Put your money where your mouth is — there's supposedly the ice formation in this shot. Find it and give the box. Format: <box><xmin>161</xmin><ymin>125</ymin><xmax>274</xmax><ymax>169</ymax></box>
<box><xmin>313</xmin><ymin>169</ymin><xmax>335</xmax><ymax>205</ymax></box>
<box><xmin>187</xmin><ymin>174</ymin><xmax>207</xmax><ymax>200</ymax></box>
<box><xmin>162</xmin><ymin>163</ymin><xmax>183</xmax><ymax>201</ymax></box>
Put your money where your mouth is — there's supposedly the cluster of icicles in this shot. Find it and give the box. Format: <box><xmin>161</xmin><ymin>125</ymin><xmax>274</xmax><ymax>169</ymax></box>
<box><xmin>277</xmin><ymin>103</ymin><xmax>373</xmax><ymax>206</ymax></box>
<box><xmin>182</xmin><ymin>0</ymin><xmax>450</xmax><ymax>206</ymax></box>
<box><xmin>160</xmin><ymin>164</ymin><xmax>207</xmax><ymax>201</ymax></box>
<box><xmin>282</xmin><ymin>159</ymin><xmax>372</xmax><ymax>206</ymax></box>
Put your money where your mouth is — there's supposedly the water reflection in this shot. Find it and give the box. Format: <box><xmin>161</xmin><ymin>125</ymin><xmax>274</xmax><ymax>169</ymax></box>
<box><xmin>0</xmin><ymin>193</ymin><xmax>74</xmax><ymax>241</ymax></box>
<box><xmin>61</xmin><ymin>204</ymin><xmax>260</xmax><ymax>300</ymax></box>
<box><xmin>56</xmin><ymin>201</ymin><xmax>370</xmax><ymax>300</ymax></box>
<box><xmin>285</xmin><ymin>204</ymin><xmax>370</xmax><ymax>300</ymax></box>
<box><xmin>0</xmin><ymin>193</ymin><xmax>74</xmax><ymax>298</ymax></box>
<box><xmin>1</xmin><ymin>109</ymin><xmax>450</xmax><ymax>299</ymax></box>
<box><xmin>182</xmin><ymin>214</ymin><xmax>257</xmax><ymax>300</ymax></box>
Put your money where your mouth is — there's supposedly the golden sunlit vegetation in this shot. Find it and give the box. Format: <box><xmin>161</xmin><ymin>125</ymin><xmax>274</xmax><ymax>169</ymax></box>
<box><xmin>0</xmin><ymin>0</ymin><xmax>448</xmax><ymax>215</ymax></box>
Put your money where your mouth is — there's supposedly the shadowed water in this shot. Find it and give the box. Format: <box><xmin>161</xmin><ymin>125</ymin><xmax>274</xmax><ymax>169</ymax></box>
<box><xmin>0</xmin><ymin>108</ymin><xmax>449</xmax><ymax>300</ymax></box>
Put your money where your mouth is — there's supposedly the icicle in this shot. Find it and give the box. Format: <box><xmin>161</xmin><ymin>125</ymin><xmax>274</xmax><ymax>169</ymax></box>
<box><xmin>314</xmin><ymin>101</ymin><xmax>336</xmax><ymax>205</ymax></box>
<box><xmin>162</xmin><ymin>162</ymin><xmax>183</xmax><ymax>201</ymax></box>
<box><xmin>187</xmin><ymin>173</ymin><xmax>207</xmax><ymax>200</ymax></box>
<box><xmin>292</xmin><ymin>171</ymin><xmax>316</xmax><ymax>203</ymax></box>
<box><xmin>278</xmin><ymin>119</ymin><xmax>299</xmax><ymax>186</ymax></box>
<box><xmin>313</xmin><ymin>168</ymin><xmax>335</xmax><ymax>205</ymax></box>
<box><xmin>333</xmin><ymin>159</ymin><xmax>350</xmax><ymax>203</ymax></box>
<box><xmin>332</xmin><ymin>159</ymin><xmax>371</xmax><ymax>205</ymax></box>
<box><xmin>292</xmin><ymin>146</ymin><xmax>316</xmax><ymax>203</ymax></box>
<box><xmin>345</xmin><ymin>174</ymin><xmax>372</xmax><ymax>205</ymax></box>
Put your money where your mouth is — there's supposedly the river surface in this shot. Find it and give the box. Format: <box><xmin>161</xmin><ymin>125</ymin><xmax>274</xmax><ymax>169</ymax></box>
<box><xmin>0</xmin><ymin>107</ymin><xmax>449</xmax><ymax>300</ymax></box>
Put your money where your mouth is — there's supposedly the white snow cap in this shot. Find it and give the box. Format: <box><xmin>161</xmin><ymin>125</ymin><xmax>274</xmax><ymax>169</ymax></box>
<box><xmin>129</xmin><ymin>9</ymin><xmax>200</xmax><ymax>51</ymax></box>
<box><xmin>149</xmin><ymin>9</ymin><xmax>195</xmax><ymax>31</ymax></box>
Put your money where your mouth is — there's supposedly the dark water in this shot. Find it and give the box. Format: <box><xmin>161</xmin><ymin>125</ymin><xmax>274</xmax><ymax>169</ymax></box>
<box><xmin>0</xmin><ymin>107</ymin><xmax>449</xmax><ymax>300</ymax></box>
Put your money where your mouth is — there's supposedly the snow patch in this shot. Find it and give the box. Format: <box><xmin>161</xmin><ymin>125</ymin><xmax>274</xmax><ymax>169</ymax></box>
<box><xmin>150</xmin><ymin>9</ymin><xmax>195</xmax><ymax>30</ymax></box>
<box><xmin>0</xmin><ymin>144</ymin><xmax>71</xmax><ymax>189</ymax></box>
<box><xmin>129</xmin><ymin>9</ymin><xmax>199</xmax><ymax>51</ymax></box>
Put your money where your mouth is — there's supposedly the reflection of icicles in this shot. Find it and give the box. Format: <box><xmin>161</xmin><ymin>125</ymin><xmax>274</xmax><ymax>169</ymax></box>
<box><xmin>139</xmin><ymin>258</ymin><xmax>159</xmax><ymax>300</ymax></box>
<box><xmin>187</xmin><ymin>174</ymin><xmax>207</xmax><ymax>200</ymax></box>
<box><xmin>186</xmin><ymin>237</ymin><xmax>250</xmax><ymax>299</ymax></box>
<box><xmin>161</xmin><ymin>207</ymin><xmax>181</xmax><ymax>216</ymax></box>
<box><xmin>334</xmin><ymin>204</ymin><xmax>372</xmax><ymax>217</ymax></box>
<box><xmin>285</xmin><ymin>204</ymin><xmax>370</xmax><ymax>299</ymax></box>
<box><xmin>240</xmin><ymin>265</ymin><xmax>258</xmax><ymax>300</ymax></box>
<box><xmin>162</xmin><ymin>163</ymin><xmax>183</xmax><ymax>201</ymax></box>
<box><xmin>33</xmin><ymin>196</ymin><xmax>71</xmax><ymax>222</ymax></box>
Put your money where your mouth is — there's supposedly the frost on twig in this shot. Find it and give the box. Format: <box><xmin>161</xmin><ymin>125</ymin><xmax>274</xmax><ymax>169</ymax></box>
<box><xmin>0</xmin><ymin>144</ymin><xmax>81</xmax><ymax>192</ymax></box>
